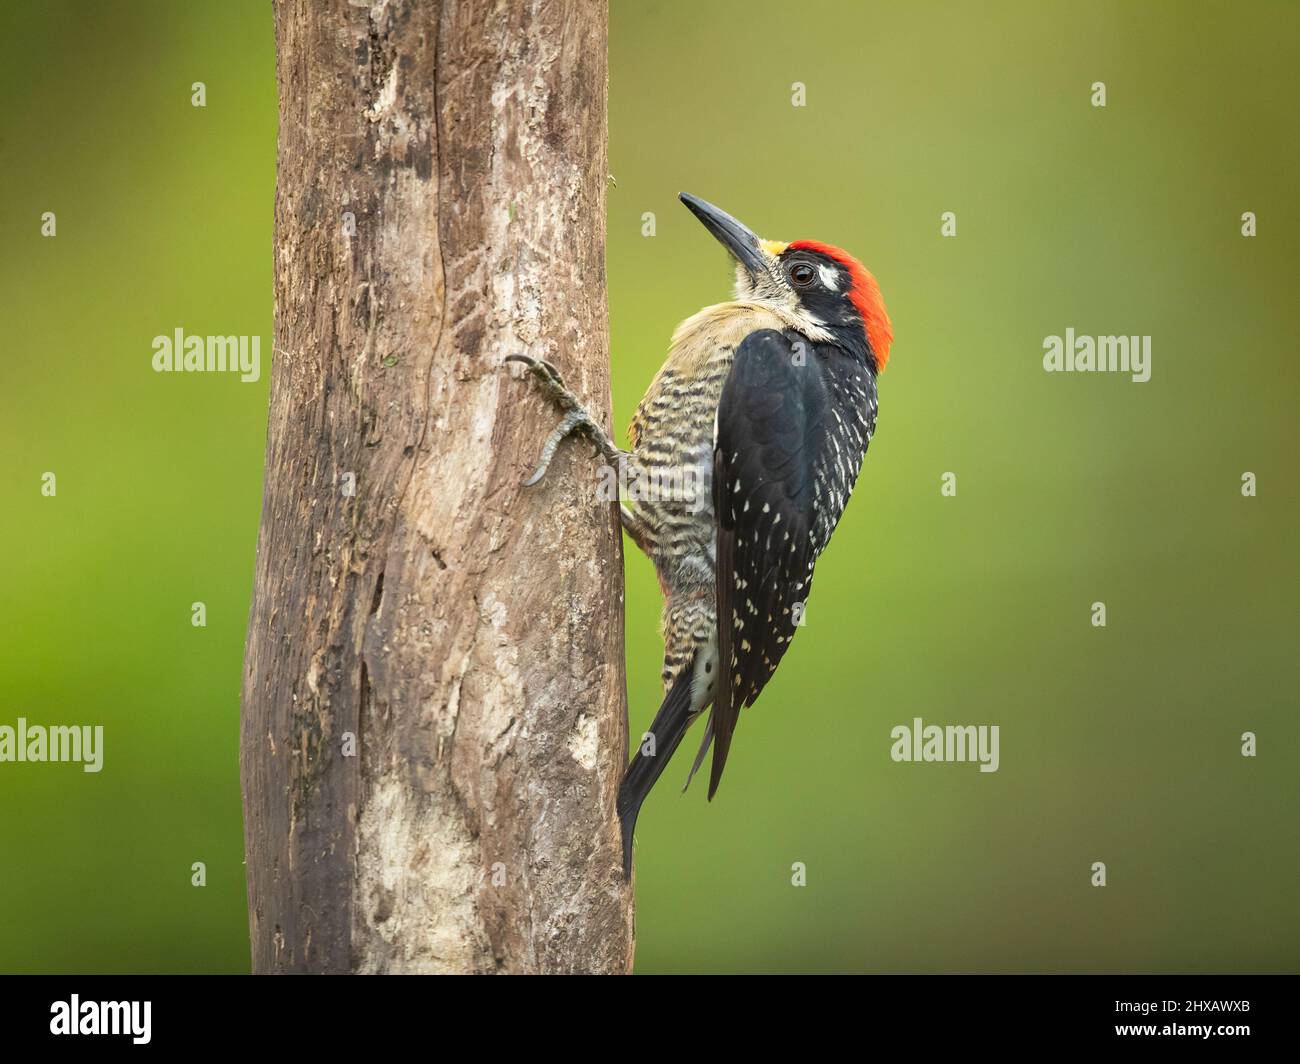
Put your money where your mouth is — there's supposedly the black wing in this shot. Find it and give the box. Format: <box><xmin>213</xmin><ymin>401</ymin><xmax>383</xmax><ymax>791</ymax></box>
<box><xmin>710</xmin><ymin>328</ymin><xmax>877</xmax><ymax>798</ymax></box>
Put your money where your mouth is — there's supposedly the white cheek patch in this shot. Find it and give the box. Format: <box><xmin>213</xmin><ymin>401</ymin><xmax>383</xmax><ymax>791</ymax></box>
<box><xmin>733</xmin><ymin>263</ymin><xmax>753</xmax><ymax>300</ymax></box>
<box><xmin>818</xmin><ymin>264</ymin><xmax>839</xmax><ymax>290</ymax></box>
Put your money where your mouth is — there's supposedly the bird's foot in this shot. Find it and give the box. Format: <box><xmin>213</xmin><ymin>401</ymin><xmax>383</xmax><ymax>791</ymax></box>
<box><xmin>505</xmin><ymin>354</ymin><xmax>623</xmax><ymax>485</ymax></box>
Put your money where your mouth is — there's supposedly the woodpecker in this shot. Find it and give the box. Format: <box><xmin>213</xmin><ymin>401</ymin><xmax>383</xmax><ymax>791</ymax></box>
<box><xmin>508</xmin><ymin>193</ymin><xmax>892</xmax><ymax>878</ymax></box>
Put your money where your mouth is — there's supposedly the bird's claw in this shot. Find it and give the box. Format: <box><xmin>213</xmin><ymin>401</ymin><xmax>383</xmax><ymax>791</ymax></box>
<box><xmin>506</xmin><ymin>354</ymin><xmax>604</xmax><ymax>485</ymax></box>
<box><xmin>505</xmin><ymin>354</ymin><xmax>572</xmax><ymax>407</ymax></box>
<box><xmin>521</xmin><ymin>407</ymin><xmax>597</xmax><ymax>486</ymax></box>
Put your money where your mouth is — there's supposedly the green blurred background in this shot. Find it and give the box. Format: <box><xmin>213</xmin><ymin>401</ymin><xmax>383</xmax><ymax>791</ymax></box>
<box><xmin>1</xmin><ymin>1</ymin><xmax>1296</xmax><ymax>973</ymax></box>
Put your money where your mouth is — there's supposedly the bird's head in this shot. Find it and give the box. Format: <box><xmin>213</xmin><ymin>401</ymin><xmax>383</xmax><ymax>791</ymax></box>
<box><xmin>679</xmin><ymin>192</ymin><xmax>892</xmax><ymax>372</ymax></box>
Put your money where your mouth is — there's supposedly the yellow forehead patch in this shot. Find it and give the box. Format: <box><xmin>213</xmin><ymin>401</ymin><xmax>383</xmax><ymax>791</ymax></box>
<box><xmin>759</xmin><ymin>239</ymin><xmax>788</xmax><ymax>257</ymax></box>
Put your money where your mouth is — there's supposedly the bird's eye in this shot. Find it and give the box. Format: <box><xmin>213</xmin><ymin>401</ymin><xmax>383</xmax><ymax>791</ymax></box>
<box><xmin>789</xmin><ymin>263</ymin><xmax>816</xmax><ymax>287</ymax></box>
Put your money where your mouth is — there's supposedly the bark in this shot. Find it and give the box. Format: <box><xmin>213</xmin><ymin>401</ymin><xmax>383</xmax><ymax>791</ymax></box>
<box><xmin>240</xmin><ymin>0</ymin><xmax>631</xmax><ymax>974</ymax></box>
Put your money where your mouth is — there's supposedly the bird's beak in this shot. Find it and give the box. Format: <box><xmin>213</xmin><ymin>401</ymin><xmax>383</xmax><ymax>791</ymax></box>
<box><xmin>679</xmin><ymin>192</ymin><xmax>767</xmax><ymax>279</ymax></box>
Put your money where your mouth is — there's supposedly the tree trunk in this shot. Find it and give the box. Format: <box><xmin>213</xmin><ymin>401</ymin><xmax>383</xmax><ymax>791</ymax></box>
<box><xmin>240</xmin><ymin>0</ymin><xmax>631</xmax><ymax>974</ymax></box>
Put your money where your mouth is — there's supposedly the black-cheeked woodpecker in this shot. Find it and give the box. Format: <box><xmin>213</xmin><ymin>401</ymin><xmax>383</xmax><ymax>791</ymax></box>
<box><xmin>508</xmin><ymin>193</ymin><xmax>893</xmax><ymax>877</ymax></box>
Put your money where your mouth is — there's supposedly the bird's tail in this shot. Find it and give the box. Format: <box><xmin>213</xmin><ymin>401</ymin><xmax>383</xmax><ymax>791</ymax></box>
<box><xmin>616</xmin><ymin>658</ymin><xmax>698</xmax><ymax>879</ymax></box>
